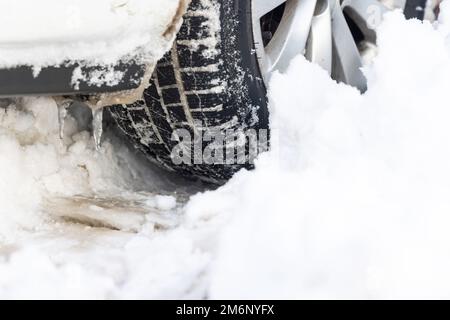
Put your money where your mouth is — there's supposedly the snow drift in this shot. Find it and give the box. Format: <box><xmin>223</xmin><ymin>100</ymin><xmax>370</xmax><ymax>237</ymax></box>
<box><xmin>188</xmin><ymin>3</ymin><xmax>450</xmax><ymax>299</ymax></box>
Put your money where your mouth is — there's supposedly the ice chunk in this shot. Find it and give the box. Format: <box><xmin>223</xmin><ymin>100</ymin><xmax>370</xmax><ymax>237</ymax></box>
<box><xmin>92</xmin><ymin>108</ymin><xmax>104</xmax><ymax>150</ymax></box>
<box><xmin>56</xmin><ymin>100</ymin><xmax>72</xmax><ymax>139</ymax></box>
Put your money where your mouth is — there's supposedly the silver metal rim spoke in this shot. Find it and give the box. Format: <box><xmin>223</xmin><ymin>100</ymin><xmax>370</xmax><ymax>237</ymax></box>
<box><xmin>251</xmin><ymin>0</ymin><xmax>393</xmax><ymax>90</ymax></box>
<box><xmin>306</xmin><ymin>0</ymin><xmax>333</xmax><ymax>75</ymax></box>
<box><xmin>330</xmin><ymin>0</ymin><xmax>366</xmax><ymax>91</ymax></box>
<box><xmin>252</xmin><ymin>0</ymin><xmax>317</xmax><ymax>79</ymax></box>
<box><xmin>264</xmin><ymin>0</ymin><xmax>317</xmax><ymax>75</ymax></box>
<box><xmin>254</xmin><ymin>0</ymin><xmax>288</xmax><ymax>18</ymax></box>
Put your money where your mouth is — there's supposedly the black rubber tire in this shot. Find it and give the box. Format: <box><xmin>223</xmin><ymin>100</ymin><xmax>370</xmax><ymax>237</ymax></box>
<box><xmin>109</xmin><ymin>0</ymin><xmax>426</xmax><ymax>184</ymax></box>
<box><xmin>109</xmin><ymin>0</ymin><xmax>267</xmax><ymax>184</ymax></box>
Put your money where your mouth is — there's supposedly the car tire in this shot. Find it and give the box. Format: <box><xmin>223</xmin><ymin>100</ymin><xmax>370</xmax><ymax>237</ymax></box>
<box><xmin>109</xmin><ymin>0</ymin><xmax>425</xmax><ymax>184</ymax></box>
<box><xmin>109</xmin><ymin>0</ymin><xmax>267</xmax><ymax>184</ymax></box>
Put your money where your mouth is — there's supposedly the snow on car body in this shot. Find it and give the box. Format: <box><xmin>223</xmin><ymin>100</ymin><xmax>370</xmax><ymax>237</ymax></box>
<box><xmin>0</xmin><ymin>0</ymin><xmax>187</xmax><ymax>96</ymax></box>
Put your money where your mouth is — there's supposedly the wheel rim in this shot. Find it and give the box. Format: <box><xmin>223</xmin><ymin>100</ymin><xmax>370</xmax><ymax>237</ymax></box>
<box><xmin>251</xmin><ymin>0</ymin><xmax>394</xmax><ymax>91</ymax></box>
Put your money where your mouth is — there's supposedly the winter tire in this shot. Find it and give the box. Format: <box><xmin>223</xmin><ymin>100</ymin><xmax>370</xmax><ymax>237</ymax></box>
<box><xmin>109</xmin><ymin>0</ymin><xmax>427</xmax><ymax>183</ymax></box>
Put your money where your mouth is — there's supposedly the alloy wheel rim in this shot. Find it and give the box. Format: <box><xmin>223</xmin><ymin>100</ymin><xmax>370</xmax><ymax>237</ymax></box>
<box><xmin>251</xmin><ymin>0</ymin><xmax>393</xmax><ymax>91</ymax></box>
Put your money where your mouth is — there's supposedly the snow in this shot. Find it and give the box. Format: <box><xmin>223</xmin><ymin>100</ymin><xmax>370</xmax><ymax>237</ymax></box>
<box><xmin>198</xmin><ymin>4</ymin><xmax>450</xmax><ymax>299</ymax></box>
<box><xmin>0</xmin><ymin>0</ymin><xmax>182</xmax><ymax>77</ymax></box>
<box><xmin>147</xmin><ymin>196</ymin><xmax>178</xmax><ymax>211</ymax></box>
<box><xmin>0</xmin><ymin>97</ymin><xmax>207</xmax><ymax>299</ymax></box>
<box><xmin>71</xmin><ymin>66</ymin><xmax>126</xmax><ymax>90</ymax></box>
<box><xmin>1</xmin><ymin>2</ymin><xmax>450</xmax><ymax>299</ymax></box>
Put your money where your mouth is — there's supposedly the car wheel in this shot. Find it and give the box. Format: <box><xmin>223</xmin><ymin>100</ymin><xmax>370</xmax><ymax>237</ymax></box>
<box><xmin>109</xmin><ymin>0</ymin><xmax>425</xmax><ymax>184</ymax></box>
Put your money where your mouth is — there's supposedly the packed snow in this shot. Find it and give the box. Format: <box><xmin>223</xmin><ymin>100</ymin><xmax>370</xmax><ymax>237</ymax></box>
<box><xmin>1</xmin><ymin>1</ymin><xmax>450</xmax><ymax>299</ymax></box>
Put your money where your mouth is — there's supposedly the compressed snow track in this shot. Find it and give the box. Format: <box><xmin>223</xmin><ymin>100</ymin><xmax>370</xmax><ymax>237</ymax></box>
<box><xmin>2</xmin><ymin>2</ymin><xmax>450</xmax><ymax>299</ymax></box>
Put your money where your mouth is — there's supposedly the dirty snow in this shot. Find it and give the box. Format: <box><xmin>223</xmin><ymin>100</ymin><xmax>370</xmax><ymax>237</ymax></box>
<box><xmin>1</xmin><ymin>2</ymin><xmax>450</xmax><ymax>299</ymax></box>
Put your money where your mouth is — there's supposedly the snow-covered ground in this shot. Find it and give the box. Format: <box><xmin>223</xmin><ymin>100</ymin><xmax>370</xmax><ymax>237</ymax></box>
<box><xmin>1</xmin><ymin>2</ymin><xmax>450</xmax><ymax>299</ymax></box>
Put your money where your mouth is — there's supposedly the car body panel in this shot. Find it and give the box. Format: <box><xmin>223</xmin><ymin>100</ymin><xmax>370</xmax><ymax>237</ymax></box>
<box><xmin>0</xmin><ymin>61</ymin><xmax>146</xmax><ymax>97</ymax></box>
